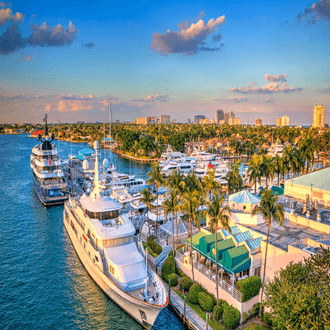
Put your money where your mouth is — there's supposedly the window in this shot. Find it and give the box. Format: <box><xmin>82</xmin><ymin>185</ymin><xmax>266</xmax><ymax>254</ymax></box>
<box><xmin>95</xmin><ymin>255</ymin><xmax>99</xmax><ymax>262</ymax></box>
<box><xmin>86</xmin><ymin>210</ymin><xmax>119</xmax><ymax>220</ymax></box>
<box><xmin>254</xmin><ymin>266</ymin><xmax>261</xmax><ymax>277</ymax></box>
<box><xmin>109</xmin><ymin>264</ymin><xmax>115</xmax><ymax>275</ymax></box>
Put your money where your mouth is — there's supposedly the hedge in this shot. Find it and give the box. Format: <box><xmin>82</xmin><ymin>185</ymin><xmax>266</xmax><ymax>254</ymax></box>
<box><xmin>213</xmin><ymin>305</ymin><xmax>221</xmax><ymax>321</ymax></box>
<box><xmin>161</xmin><ymin>255</ymin><xmax>176</xmax><ymax>281</ymax></box>
<box><xmin>218</xmin><ymin>299</ymin><xmax>229</xmax><ymax>316</ymax></box>
<box><xmin>179</xmin><ymin>276</ymin><xmax>193</xmax><ymax>292</ymax></box>
<box><xmin>167</xmin><ymin>273</ymin><xmax>178</xmax><ymax>286</ymax></box>
<box><xmin>236</xmin><ymin>276</ymin><xmax>262</xmax><ymax>302</ymax></box>
<box><xmin>188</xmin><ymin>283</ymin><xmax>202</xmax><ymax>304</ymax></box>
<box><xmin>147</xmin><ymin>236</ymin><xmax>162</xmax><ymax>256</ymax></box>
<box><xmin>198</xmin><ymin>292</ymin><xmax>214</xmax><ymax>312</ymax></box>
<box><xmin>261</xmin><ymin>312</ymin><xmax>273</xmax><ymax>327</ymax></box>
<box><xmin>223</xmin><ymin>306</ymin><xmax>240</xmax><ymax>329</ymax></box>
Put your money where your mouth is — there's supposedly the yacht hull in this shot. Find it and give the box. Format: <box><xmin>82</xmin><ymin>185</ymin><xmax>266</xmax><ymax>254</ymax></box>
<box><xmin>63</xmin><ymin>208</ymin><xmax>166</xmax><ymax>329</ymax></box>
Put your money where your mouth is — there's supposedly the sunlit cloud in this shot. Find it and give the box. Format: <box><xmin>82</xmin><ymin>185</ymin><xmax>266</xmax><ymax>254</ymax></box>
<box><xmin>297</xmin><ymin>0</ymin><xmax>330</xmax><ymax>24</ymax></box>
<box><xmin>249</xmin><ymin>82</ymin><xmax>258</xmax><ymax>85</ymax></box>
<box><xmin>265</xmin><ymin>74</ymin><xmax>287</xmax><ymax>82</ymax></box>
<box><xmin>151</xmin><ymin>13</ymin><xmax>225</xmax><ymax>55</ymax></box>
<box><xmin>22</xmin><ymin>55</ymin><xmax>32</xmax><ymax>61</ymax></box>
<box><xmin>0</xmin><ymin>5</ymin><xmax>23</xmax><ymax>26</ymax></box>
<box><xmin>132</xmin><ymin>94</ymin><xmax>170</xmax><ymax>102</ymax></box>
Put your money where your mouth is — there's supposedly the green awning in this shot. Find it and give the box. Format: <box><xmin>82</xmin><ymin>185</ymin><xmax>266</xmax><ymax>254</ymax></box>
<box><xmin>186</xmin><ymin>231</ymin><xmax>208</xmax><ymax>249</ymax></box>
<box><xmin>199</xmin><ymin>232</ymin><xmax>223</xmax><ymax>254</ymax></box>
<box><xmin>209</xmin><ymin>238</ymin><xmax>235</xmax><ymax>261</ymax></box>
<box><xmin>222</xmin><ymin>245</ymin><xmax>251</xmax><ymax>274</ymax></box>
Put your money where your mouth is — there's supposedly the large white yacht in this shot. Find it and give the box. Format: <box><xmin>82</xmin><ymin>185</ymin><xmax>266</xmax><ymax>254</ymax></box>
<box><xmin>63</xmin><ymin>141</ymin><xmax>167</xmax><ymax>329</ymax></box>
<box><xmin>190</xmin><ymin>150</ymin><xmax>216</xmax><ymax>161</ymax></box>
<box><xmin>30</xmin><ymin>114</ymin><xmax>67</xmax><ymax>206</ymax></box>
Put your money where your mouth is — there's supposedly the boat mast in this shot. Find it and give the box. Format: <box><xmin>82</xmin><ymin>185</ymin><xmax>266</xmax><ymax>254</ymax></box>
<box><xmin>109</xmin><ymin>97</ymin><xmax>111</xmax><ymax>164</ymax></box>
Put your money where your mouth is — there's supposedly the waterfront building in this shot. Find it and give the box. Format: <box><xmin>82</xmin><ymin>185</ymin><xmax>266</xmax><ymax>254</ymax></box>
<box><xmin>194</xmin><ymin>115</ymin><xmax>206</xmax><ymax>124</ymax></box>
<box><xmin>313</xmin><ymin>105</ymin><xmax>325</xmax><ymax>128</ymax></box>
<box><xmin>277</xmin><ymin>117</ymin><xmax>282</xmax><ymax>127</ymax></box>
<box><xmin>277</xmin><ymin>116</ymin><xmax>289</xmax><ymax>127</ymax></box>
<box><xmin>160</xmin><ymin>115</ymin><xmax>170</xmax><ymax>124</ymax></box>
<box><xmin>255</xmin><ymin>118</ymin><xmax>262</xmax><ymax>126</ymax></box>
<box><xmin>216</xmin><ymin>110</ymin><xmax>224</xmax><ymax>124</ymax></box>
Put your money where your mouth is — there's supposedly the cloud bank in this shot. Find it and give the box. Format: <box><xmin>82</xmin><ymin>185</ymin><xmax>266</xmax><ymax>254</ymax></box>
<box><xmin>132</xmin><ymin>94</ymin><xmax>170</xmax><ymax>102</ymax></box>
<box><xmin>0</xmin><ymin>4</ymin><xmax>78</xmax><ymax>55</ymax></box>
<box><xmin>151</xmin><ymin>13</ymin><xmax>225</xmax><ymax>55</ymax></box>
<box><xmin>230</xmin><ymin>74</ymin><xmax>302</xmax><ymax>94</ymax></box>
<box><xmin>297</xmin><ymin>0</ymin><xmax>330</xmax><ymax>24</ymax></box>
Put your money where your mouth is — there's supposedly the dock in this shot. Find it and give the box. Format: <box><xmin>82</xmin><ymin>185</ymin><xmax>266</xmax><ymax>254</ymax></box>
<box><xmin>165</xmin><ymin>284</ymin><xmax>213</xmax><ymax>330</ymax></box>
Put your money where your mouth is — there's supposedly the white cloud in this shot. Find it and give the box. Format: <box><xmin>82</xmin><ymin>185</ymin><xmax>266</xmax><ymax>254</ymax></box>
<box><xmin>0</xmin><ymin>6</ymin><xmax>23</xmax><ymax>26</ymax></box>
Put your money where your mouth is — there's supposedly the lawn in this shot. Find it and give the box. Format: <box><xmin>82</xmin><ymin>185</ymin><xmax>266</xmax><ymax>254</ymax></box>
<box><xmin>243</xmin><ymin>324</ymin><xmax>269</xmax><ymax>330</ymax></box>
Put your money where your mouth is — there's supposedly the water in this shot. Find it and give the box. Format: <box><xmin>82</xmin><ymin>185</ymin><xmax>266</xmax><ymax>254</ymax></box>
<box><xmin>0</xmin><ymin>134</ymin><xmax>185</xmax><ymax>330</ymax></box>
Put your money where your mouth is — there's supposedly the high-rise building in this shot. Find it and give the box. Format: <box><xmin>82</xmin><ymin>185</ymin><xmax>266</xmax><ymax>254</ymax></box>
<box><xmin>224</xmin><ymin>113</ymin><xmax>229</xmax><ymax>124</ymax></box>
<box><xmin>160</xmin><ymin>115</ymin><xmax>170</xmax><ymax>124</ymax></box>
<box><xmin>277</xmin><ymin>117</ymin><xmax>282</xmax><ymax>127</ymax></box>
<box><xmin>228</xmin><ymin>111</ymin><xmax>235</xmax><ymax>118</ymax></box>
<box><xmin>313</xmin><ymin>105</ymin><xmax>325</xmax><ymax>128</ymax></box>
<box><xmin>216</xmin><ymin>110</ymin><xmax>224</xmax><ymax>123</ymax></box>
<box><xmin>194</xmin><ymin>115</ymin><xmax>206</xmax><ymax>123</ymax></box>
<box><xmin>187</xmin><ymin>118</ymin><xmax>191</xmax><ymax>124</ymax></box>
<box><xmin>282</xmin><ymin>116</ymin><xmax>290</xmax><ymax>126</ymax></box>
<box><xmin>146</xmin><ymin>116</ymin><xmax>157</xmax><ymax>124</ymax></box>
<box><xmin>255</xmin><ymin>118</ymin><xmax>262</xmax><ymax>126</ymax></box>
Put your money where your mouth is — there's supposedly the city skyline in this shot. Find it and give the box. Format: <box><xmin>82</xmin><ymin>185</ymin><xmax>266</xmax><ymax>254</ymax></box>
<box><xmin>1</xmin><ymin>0</ymin><xmax>330</xmax><ymax>124</ymax></box>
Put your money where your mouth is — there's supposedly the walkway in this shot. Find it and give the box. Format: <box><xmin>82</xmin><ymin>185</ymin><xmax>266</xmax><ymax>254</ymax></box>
<box><xmin>165</xmin><ymin>284</ymin><xmax>213</xmax><ymax>330</ymax></box>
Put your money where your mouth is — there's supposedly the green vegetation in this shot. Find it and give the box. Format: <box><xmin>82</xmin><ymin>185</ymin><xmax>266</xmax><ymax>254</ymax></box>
<box><xmin>167</xmin><ymin>273</ymin><xmax>178</xmax><ymax>286</ymax></box>
<box><xmin>236</xmin><ymin>276</ymin><xmax>262</xmax><ymax>302</ymax></box>
<box><xmin>222</xmin><ymin>305</ymin><xmax>241</xmax><ymax>329</ymax></box>
<box><xmin>143</xmin><ymin>235</ymin><xmax>162</xmax><ymax>258</ymax></box>
<box><xmin>243</xmin><ymin>324</ymin><xmax>269</xmax><ymax>330</ymax></box>
<box><xmin>198</xmin><ymin>291</ymin><xmax>215</xmax><ymax>312</ymax></box>
<box><xmin>178</xmin><ymin>275</ymin><xmax>193</xmax><ymax>292</ymax></box>
<box><xmin>188</xmin><ymin>283</ymin><xmax>202</xmax><ymax>304</ymax></box>
<box><xmin>265</xmin><ymin>246</ymin><xmax>330</xmax><ymax>330</ymax></box>
<box><xmin>161</xmin><ymin>253</ymin><xmax>176</xmax><ymax>282</ymax></box>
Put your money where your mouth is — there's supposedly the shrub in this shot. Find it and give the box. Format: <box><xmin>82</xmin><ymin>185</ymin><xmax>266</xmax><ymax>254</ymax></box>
<box><xmin>179</xmin><ymin>276</ymin><xmax>193</xmax><ymax>292</ymax></box>
<box><xmin>262</xmin><ymin>312</ymin><xmax>273</xmax><ymax>327</ymax></box>
<box><xmin>236</xmin><ymin>276</ymin><xmax>262</xmax><ymax>302</ymax></box>
<box><xmin>218</xmin><ymin>299</ymin><xmax>229</xmax><ymax>316</ymax></box>
<box><xmin>213</xmin><ymin>305</ymin><xmax>221</xmax><ymax>321</ymax></box>
<box><xmin>176</xmin><ymin>268</ymin><xmax>184</xmax><ymax>277</ymax></box>
<box><xmin>223</xmin><ymin>306</ymin><xmax>241</xmax><ymax>329</ymax></box>
<box><xmin>147</xmin><ymin>236</ymin><xmax>162</xmax><ymax>256</ymax></box>
<box><xmin>161</xmin><ymin>255</ymin><xmax>176</xmax><ymax>281</ymax></box>
<box><xmin>242</xmin><ymin>311</ymin><xmax>249</xmax><ymax>324</ymax></box>
<box><xmin>167</xmin><ymin>273</ymin><xmax>178</xmax><ymax>286</ymax></box>
<box><xmin>252</xmin><ymin>302</ymin><xmax>263</xmax><ymax>316</ymax></box>
<box><xmin>188</xmin><ymin>283</ymin><xmax>202</xmax><ymax>304</ymax></box>
<box><xmin>198</xmin><ymin>292</ymin><xmax>214</xmax><ymax>312</ymax></box>
<box><xmin>209</xmin><ymin>293</ymin><xmax>217</xmax><ymax>306</ymax></box>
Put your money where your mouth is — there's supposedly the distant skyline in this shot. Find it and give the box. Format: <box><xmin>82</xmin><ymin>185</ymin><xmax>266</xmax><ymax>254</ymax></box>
<box><xmin>1</xmin><ymin>0</ymin><xmax>330</xmax><ymax>124</ymax></box>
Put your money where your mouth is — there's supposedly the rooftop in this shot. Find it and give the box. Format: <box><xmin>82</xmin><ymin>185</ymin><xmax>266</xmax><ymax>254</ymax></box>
<box><xmin>288</xmin><ymin>167</ymin><xmax>330</xmax><ymax>192</ymax></box>
<box><xmin>229</xmin><ymin>190</ymin><xmax>260</xmax><ymax>204</ymax></box>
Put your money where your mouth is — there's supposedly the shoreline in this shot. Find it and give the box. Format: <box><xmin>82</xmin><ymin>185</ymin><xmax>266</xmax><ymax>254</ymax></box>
<box><xmin>111</xmin><ymin>149</ymin><xmax>159</xmax><ymax>162</ymax></box>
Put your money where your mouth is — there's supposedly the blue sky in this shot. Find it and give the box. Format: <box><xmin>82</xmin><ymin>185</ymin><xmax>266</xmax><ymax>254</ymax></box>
<box><xmin>1</xmin><ymin>0</ymin><xmax>330</xmax><ymax>125</ymax></box>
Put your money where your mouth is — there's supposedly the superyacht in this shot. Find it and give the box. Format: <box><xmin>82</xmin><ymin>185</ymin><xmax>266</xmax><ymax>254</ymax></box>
<box><xmin>63</xmin><ymin>141</ymin><xmax>167</xmax><ymax>329</ymax></box>
<box><xmin>30</xmin><ymin>114</ymin><xmax>68</xmax><ymax>205</ymax></box>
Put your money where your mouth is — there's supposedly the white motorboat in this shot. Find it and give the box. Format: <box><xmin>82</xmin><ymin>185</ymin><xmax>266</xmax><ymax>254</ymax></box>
<box><xmin>63</xmin><ymin>141</ymin><xmax>168</xmax><ymax>329</ymax></box>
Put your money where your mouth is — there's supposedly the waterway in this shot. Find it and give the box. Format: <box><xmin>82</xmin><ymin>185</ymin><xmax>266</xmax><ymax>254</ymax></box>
<box><xmin>0</xmin><ymin>134</ymin><xmax>185</xmax><ymax>330</ymax></box>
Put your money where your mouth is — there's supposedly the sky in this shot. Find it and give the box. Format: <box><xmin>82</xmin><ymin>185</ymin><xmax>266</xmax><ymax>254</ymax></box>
<box><xmin>0</xmin><ymin>0</ymin><xmax>330</xmax><ymax>125</ymax></box>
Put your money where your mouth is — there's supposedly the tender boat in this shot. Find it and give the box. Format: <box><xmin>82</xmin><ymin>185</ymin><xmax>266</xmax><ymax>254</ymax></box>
<box><xmin>30</xmin><ymin>114</ymin><xmax>68</xmax><ymax>205</ymax></box>
<box><xmin>63</xmin><ymin>141</ymin><xmax>168</xmax><ymax>329</ymax></box>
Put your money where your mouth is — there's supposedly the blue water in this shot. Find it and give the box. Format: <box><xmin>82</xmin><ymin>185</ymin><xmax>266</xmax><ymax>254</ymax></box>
<box><xmin>0</xmin><ymin>134</ymin><xmax>185</xmax><ymax>330</ymax></box>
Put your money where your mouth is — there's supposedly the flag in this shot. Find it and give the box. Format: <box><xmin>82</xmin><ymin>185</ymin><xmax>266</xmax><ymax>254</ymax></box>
<box><xmin>49</xmin><ymin>158</ymin><xmax>51</xmax><ymax>165</ymax></box>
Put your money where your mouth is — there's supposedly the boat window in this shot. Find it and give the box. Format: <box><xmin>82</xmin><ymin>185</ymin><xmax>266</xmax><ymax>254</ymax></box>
<box><xmin>109</xmin><ymin>264</ymin><xmax>115</xmax><ymax>275</ymax></box>
<box><xmin>103</xmin><ymin>235</ymin><xmax>134</xmax><ymax>247</ymax></box>
<box><xmin>86</xmin><ymin>210</ymin><xmax>119</xmax><ymax>220</ymax></box>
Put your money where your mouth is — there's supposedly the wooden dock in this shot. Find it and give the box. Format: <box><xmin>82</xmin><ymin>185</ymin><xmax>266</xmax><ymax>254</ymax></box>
<box><xmin>165</xmin><ymin>284</ymin><xmax>213</xmax><ymax>330</ymax></box>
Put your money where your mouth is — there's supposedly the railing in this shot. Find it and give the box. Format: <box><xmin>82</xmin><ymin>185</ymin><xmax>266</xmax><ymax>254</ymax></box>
<box><xmin>175</xmin><ymin>250</ymin><xmax>243</xmax><ymax>302</ymax></box>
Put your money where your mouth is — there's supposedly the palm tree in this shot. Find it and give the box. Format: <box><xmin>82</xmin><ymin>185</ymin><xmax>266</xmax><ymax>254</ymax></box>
<box><xmin>247</xmin><ymin>154</ymin><xmax>263</xmax><ymax>194</ymax></box>
<box><xmin>283</xmin><ymin>145</ymin><xmax>298</xmax><ymax>179</ymax></box>
<box><xmin>165</xmin><ymin>170</ymin><xmax>185</xmax><ymax>245</ymax></box>
<box><xmin>226</xmin><ymin>160</ymin><xmax>243</xmax><ymax>193</ymax></box>
<box><xmin>147</xmin><ymin>162</ymin><xmax>164</xmax><ymax>236</ymax></box>
<box><xmin>203</xmin><ymin>168</ymin><xmax>221</xmax><ymax>199</ymax></box>
<box><xmin>252</xmin><ymin>187</ymin><xmax>284</xmax><ymax>316</ymax></box>
<box><xmin>299</xmin><ymin>133</ymin><xmax>315</xmax><ymax>173</ymax></box>
<box><xmin>162</xmin><ymin>188</ymin><xmax>180</xmax><ymax>257</ymax></box>
<box><xmin>140</xmin><ymin>188</ymin><xmax>154</xmax><ymax>238</ymax></box>
<box><xmin>206</xmin><ymin>192</ymin><xmax>231</xmax><ymax>304</ymax></box>
<box><xmin>271</xmin><ymin>154</ymin><xmax>282</xmax><ymax>186</ymax></box>
<box><xmin>261</xmin><ymin>155</ymin><xmax>274</xmax><ymax>187</ymax></box>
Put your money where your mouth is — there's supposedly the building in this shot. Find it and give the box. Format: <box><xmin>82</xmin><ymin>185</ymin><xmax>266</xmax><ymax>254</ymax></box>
<box><xmin>194</xmin><ymin>115</ymin><xmax>206</xmax><ymax>124</ymax></box>
<box><xmin>216</xmin><ymin>110</ymin><xmax>224</xmax><ymax>124</ymax></box>
<box><xmin>146</xmin><ymin>116</ymin><xmax>157</xmax><ymax>124</ymax></box>
<box><xmin>277</xmin><ymin>117</ymin><xmax>282</xmax><ymax>127</ymax></box>
<box><xmin>211</xmin><ymin>119</ymin><xmax>215</xmax><ymax>124</ymax></box>
<box><xmin>228</xmin><ymin>111</ymin><xmax>235</xmax><ymax>118</ymax></box>
<box><xmin>187</xmin><ymin>118</ymin><xmax>191</xmax><ymax>124</ymax></box>
<box><xmin>277</xmin><ymin>116</ymin><xmax>289</xmax><ymax>127</ymax></box>
<box><xmin>313</xmin><ymin>105</ymin><xmax>325</xmax><ymax>128</ymax></box>
<box><xmin>136</xmin><ymin>117</ymin><xmax>147</xmax><ymax>125</ymax></box>
<box><xmin>255</xmin><ymin>118</ymin><xmax>262</xmax><ymax>126</ymax></box>
<box><xmin>160</xmin><ymin>115</ymin><xmax>170</xmax><ymax>124</ymax></box>
<box><xmin>224</xmin><ymin>113</ymin><xmax>229</xmax><ymax>124</ymax></box>
<box><xmin>229</xmin><ymin>117</ymin><xmax>241</xmax><ymax>125</ymax></box>
<box><xmin>200</xmin><ymin>117</ymin><xmax>209</xmax><ymax>124</ymax></box>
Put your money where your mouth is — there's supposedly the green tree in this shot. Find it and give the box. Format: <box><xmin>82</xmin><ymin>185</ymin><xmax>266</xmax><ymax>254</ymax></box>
<box><xmin>252</xmin><ymin>187</ymin><xmax>284</xmax><ymax>316</ymax></box>
<box><xmin>226</xmin><ymin>160</ymin><xmax>243</xmax><ymax>193</ymax></box>
<box><xmin>247</xmin><ymin>154</ymin><xmax>263</xmax><ymax>194</ymax></box>
<box><xmin>205</xmin><ymin>192</ymin><xmax>231</xmax><ymax>303</ymax></box>
<box><xmin>202</xmin><ymin>168</ymin><xmax>220</xmax><ymax>199</ymax></box>
<box><xmin>140</xmin><ymin>188</ymin><xmax>154</xmax><ymax>238</ymax></box>
<box><xmin>147</xmin><ymin>162</ymin><xmax>164</xmax><ymax>236</ymax></box>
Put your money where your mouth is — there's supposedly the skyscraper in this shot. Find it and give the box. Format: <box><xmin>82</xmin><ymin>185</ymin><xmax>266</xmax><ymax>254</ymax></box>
<box><xmin>216</xmin><ymin>110</ymin><xmax>224</xmax><ymax>124</ymax></box>
<box><xmin>313</xmin><ymin>105</ymin><xmax>325</xmax><ymax>128</ymax></box>
<box><xmin>255</xmin><ymin>118</ymin><xmax>262</xmax><ymax>126</ymax></box>
<box><xmin>160</xmin><ymin>115</ymin><xmax>170</xmax><ymax>124</ymax></box>
<box><xmin>224</xmin><ymin>113</ymin><xmax>229</xmax><ymax>124</ymax></box>
<box><xmin>277</xmin><ymin>117</ymin><xmax>282</xmax><ymax>127</ymax></box>
<box><xmin>194</xmin><ymin>115</ymin><xmax>206</xmax><ymax>123</ymax></box>
<box><xmin>228</xmin><ymin>111</ymin><xmax>235</xmax><ymax>118</ymax></box>
<box><xmin>282</xmin><ymin>116</ymin><xmax>290</xmax><ymax>126</ymax></box>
